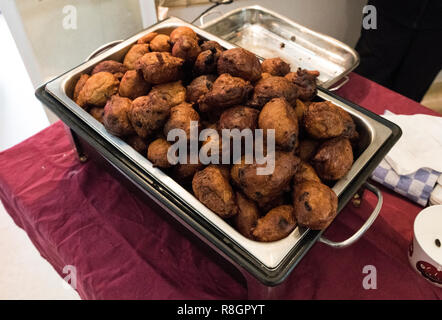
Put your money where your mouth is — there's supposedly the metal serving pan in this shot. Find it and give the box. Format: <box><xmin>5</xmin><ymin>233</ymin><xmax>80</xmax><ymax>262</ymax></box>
<box><xmin>202</xmin><ymin>5</ymin><xmax>359</xmax><ymax>90</ymax></box>
<box><xmin>36</xmin><ymin>17</ymin><xmax>401</xmax><ymax>288</ymax></box>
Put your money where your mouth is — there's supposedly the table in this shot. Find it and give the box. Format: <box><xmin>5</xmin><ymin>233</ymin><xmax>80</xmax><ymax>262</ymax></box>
<box><xmin>0</xmin><ymin>73</ymin><xmax>441</xmax><ymax>299</ymax></box>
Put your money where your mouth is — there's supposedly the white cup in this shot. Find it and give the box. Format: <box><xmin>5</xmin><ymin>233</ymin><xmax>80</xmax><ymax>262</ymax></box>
<box><xmin>409</xmin><ymin>205</ymin><xmax>442</xmax><ymax>287</ymax></box>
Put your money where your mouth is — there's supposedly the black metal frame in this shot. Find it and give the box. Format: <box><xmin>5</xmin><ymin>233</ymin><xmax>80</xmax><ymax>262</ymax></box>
<box><xmin>35</xmin><ymin>83</ymin><xmax>401</xmax><ymax>286</ymax></box>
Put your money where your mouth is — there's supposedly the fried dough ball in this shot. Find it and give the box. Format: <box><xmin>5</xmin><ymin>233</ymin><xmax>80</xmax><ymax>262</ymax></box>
<box><xmin>103</xmin><ymin>95</ymin><xmax>135</xmax><ymax>137</ymax></box>
<box><xmin>173</xmin><ymin>155</ymin><xmax>204</xmax><ymax>183</ymax></box>
<box><xmin>186</xmin><ymin>75</ymin><xmax>216</xmax><ymax>105</ymax></box>
<box><xmin>192</xmin><ymin>165</ymin><xmax>238</xmax><ymax>218</ymax></box>
<box><xmin>123</xmin><ymin>44</ymin><xmax>150</xmax><ymax>70</ymax></box>
<box><xmin>285</xmin><ymin>68</ymin><xmax>320</xmax><ymax>101</ymax></box>
<box><xmin>293</xmin><ymin>181</ymin><xmax>338</xmax><ymax>230</ymax></box>
<box><xmin>172</xmin><ymin>36</ymin><xmax>201</xmax><ymax>63</ymax></box>
<box><xmin>147</xmin><ymin>138</ymin><xmax>172</xmax><ymax>168</ymax></box>
<box><xmin>258</xmin><ymin>98</ymin><xmax>299</xmax><ymax>151</ymax></box>
<box><xmin>261</xmin><ymin>58</ymin><xmax>291</xmax><ymax>76</ymax></box>
<box><xmin>248</xmin><ymin>76</ymin><xmax>299</xmax><ymax>109</ymax></box>
<box><xmin>252</xmin><ymin>205</ymin><xmax>296</xmax><ymax>242</ymax></box>
<box><xmin>219</xmin><ymin>106</ymin><xmax>259</xmax><ymax>131</ymax></box>
<box><xmin>325</xmin><ymin>101</ymin><xmax>359</xmax><ymax>141</ymax></box>
<box><xmin>217</xmin><ymin>48</ymin><xmax>262</xmax><ymax>82</ymax></box>
<box><xmin>149</xmin><ymin>34</ymin><xmax>171</xmax><ymax>52</ymax></box>
<box><xmin>170</xmin><ymin>26</ymin><xmax>198</xmax><ymax>44</ymax></box>
<box><xmin>294</xmin><ymin>99</ymin><xmax>308</xmax><ymax>124</ymax></box>
<box><xmin>92</xmin><ymin>60</ymin><xmax>128</xmax><ymax>79</ymax></box>
<box><xmin>73</xmin><ymin>74</ymin><xmax>89</xmax><ymax>103</ymax></box>
<box><xmin>193</xmin><ymin>47</ymin><xmax>222</xmax><ymax>75</ymax></box>
<box><xmin>149</xmin><ymin>81</ymin><xmax>186</xmax><ymax>108</ymax></box>
<box><xmin>137</xmin><ymin>32</ymin><xmax>158</xmax><ymax>44</ymax></box>
<box><xmin>200</xmin><ymin>41</ymin><xmax>223</xmax><ymax>52</ymax></box>
<box><xmin>297</xmin><ymin>139</ymin><xmax>320</xmax><ymax>162</ymax></box>
<box><xmin>303</xmin><ymin>101</ymin><xmax>345</xmax><ymax>139</ymax></box>
<box><xmin>76</xmin><ymin>72</ymin><xmax>119</xmax><ymax>108</ymax></box>
<box><xmin>233</xmin><ymin>192</ymin><xmax>259</xmax><ymax>239</ymax></box>
<box><xmin>119</xmin><ymin>70</ymin><xmax>151</xmax><ymax>100</ymax></box>
<box><xmin>312</xmin><ymin>137</ymin><xmax>353</xmax><ymax>180</ymax></box>
<box><xmin>231</xmin><ymin>151</ymin><xmax>300</xmax><ymax>206</ymax></box>
<box><xmin>129</xmin><ymin>93</ymin><xmax>171</xmax><ymax>138</ymax></box>
<box><xmin>260</xmin><ymin>72</ymin><xmax>272</xmax><ymax>80</ymax></box>
<box><xmin>135</xmin><ymin>52</ymin><xmax>184</xmax><ymax>84</ymax></box>
<box><xmin>89</xmin><ymin>107</ymin><xmax>104</xmax><ymax>124</ymax></box>
<box><xmin>126</xmin><ymin>135</ymin><xmax>148</xmax><ymax>155</ymax></box>
<box><xmin>293</xmin><ymin>161</ymin><xmax>321</xmax><ymax>185</ymax></box>
<box><xmin>200</xmin><ymin>74</ymin><xmax>253</xmax><ymax>113</ymax></box>
<box><xmin>163</xmin><ymin>102</ymin><xmax>200</xmax><ymax>141</ymax></box>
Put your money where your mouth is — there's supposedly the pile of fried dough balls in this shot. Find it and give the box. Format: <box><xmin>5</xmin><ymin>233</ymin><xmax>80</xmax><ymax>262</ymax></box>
<box><xmin>73</xmin><ymin>27</ymin><xmax>358</xmax><ymax>242</ymax></box>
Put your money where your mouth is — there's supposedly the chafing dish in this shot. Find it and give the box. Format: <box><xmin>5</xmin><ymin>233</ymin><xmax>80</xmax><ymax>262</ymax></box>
<box><xmin>35</xmin><ymin>17</ymin><xmax>401</xmax><ymax>293</ymax></box>
<box><xmin>202</xmin><ymin>5</ymin><xmax>359</xmax><ymax>90</ymax></box>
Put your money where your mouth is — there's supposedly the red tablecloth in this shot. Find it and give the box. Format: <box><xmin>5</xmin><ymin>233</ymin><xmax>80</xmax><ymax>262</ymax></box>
<box><xmin>0</xmin><ymin>73</ymin><xmax>441</xmax><ymax>299</ymax></box>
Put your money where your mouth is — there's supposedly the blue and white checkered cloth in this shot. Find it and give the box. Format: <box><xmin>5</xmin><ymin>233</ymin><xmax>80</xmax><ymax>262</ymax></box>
<box><xmin>371</xmin><ymin>159</ymin><xmax>441</xmax><ymax>206</ymax></box>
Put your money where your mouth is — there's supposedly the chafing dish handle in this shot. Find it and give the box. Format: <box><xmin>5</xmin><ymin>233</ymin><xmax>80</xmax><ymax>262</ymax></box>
<box><xmin>328</xmin><ymin>75</ymin><xmax>350</xmax><ymax>91</ymax></box>
<box><xmin>319</xmin><ymin>182</ymin><xmax>382</xmax><ymax>249</ymax></box>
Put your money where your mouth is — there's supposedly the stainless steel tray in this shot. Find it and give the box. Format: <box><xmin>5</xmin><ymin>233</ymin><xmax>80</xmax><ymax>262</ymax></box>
<box><xmin>37</xmin><ymin>17</ymin><xmax>401</xmax><ymax>286</ymax></box>
<box><xmin>202</xmin><ymin>5</ymin><xmax>359</xmax><ymax>89</ymax></box>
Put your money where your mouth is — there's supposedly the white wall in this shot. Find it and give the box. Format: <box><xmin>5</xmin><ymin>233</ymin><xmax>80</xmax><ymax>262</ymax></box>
<box><xmin>13</xmin><ymin>0</ymin><xmax>147</xmax><ymax>82</ymax></box>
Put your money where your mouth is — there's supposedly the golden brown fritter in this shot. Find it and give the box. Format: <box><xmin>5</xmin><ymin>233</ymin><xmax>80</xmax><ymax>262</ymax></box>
<box><xmin>294</xmin><ymin>99</ymin><xmax>308</xmax><ymax>124</ymax></box>
<box><xmin>172</xmin><ymin>36</ymin><xmax>201</xmax><ymax>63</ymax></box>
<box><xmin>258</xmin><ymin>98</ymin><xmax>299</xmax><ymax>151</ymax></box>
<box><xmin>219</xmin><ymin>106</ymin><xmax>259</xmax><ymax>131</ymax></box>
<box><xmin>137</xmin><ymin>32</ymin><xmax>158</xmax><ymax>44</ymax></box>
<box><xmin>312</xmin><ymin>137</ymin><xmax>353</xmax><ymax>180</ymax></box>
<box><xmin>129</xmin><ymin>92</ymin><xmax>171</xmax><ymax>138</ymax></box>
<box><xmin>303</xmin><ymin>101</ymin><xmax>345</xmax><ymax>139</ymax></box>
<box><xmin>293</xmin><ymin>181</ymin><xmax>338</xmax><ymax>230</ymax></box>
<box><xmin>123</xmin><ymin>44</ymin><xmax>150</xmax><ymax>70</ymax></box>
<box><xmin>119</xmin><ymin>70</ymin><xmax>151</xmax><ymax>100</ymax></box>
<box><xmin>252</xmin><ymin>205</ymin><xmax>296</xmax><ymax>242</ymax></box>
<box><xmin>199</xmin><ymin>74</ymin><xmax>253</xmax><ymax>113</ymax></box>
<box><xmin>193</xmin><ymin>47</ymin><xmax>222</xmax><ymax>75</ymax></box>
<box><xmin>73</xmin><ymin>74</ymin><xmax>89</xmax><ymax>103</ymax></box>
<box><xmin>297</xmin><ymin>138</ymin><xmax>320</xmax><ymax>162</ymax></box>
<box><xmin>169</xmin><ymin>26</ymin><xmax>198</xmax><ymax>44</ymax></box>
<box><xmin>92</xmin><ymin>60</ymin><xmax>128</xmax><ymax>79</ymax></box>
<box><xmin>233</xmin><ymin>192</ymin><xmax>259</xmax><ymax>239</ymax></box>
<box><xmin>76</xmin><ymin>72</ymin><xmax>119</xmax><ymax>108</ymax></box>
<box><xmin>293</xmin><ymin>161</ymin><xmax>321</xmax><ymax>185</ymax></box>
<box><xmin>261</xmin><ymin>58</ymin><xmax>291</xmax><ymax>76</ymax></box>
<box><xmin>103</xmin><ymin>95</ymin><xmax>135</xmax><ymax>137</ymax></box>
<box><xmin>192</xmin><ymin>165</ymin><xmax>238</xmax><ymax>218</ymax></box>
<box><xmin>149</xmin><ymin>34</ymin><xmax>171</xmax><ymax>52</ymax></box>
<box><xmin>125</xmin><ymin>135</ymin><xmax>148</xmax><ymax>155</ymax></box>
<box><xmin>147</xmin><ymin>138</ymin><xmax>173</xmax><ymax>168</ymax></box>
<box><xmin>248</xmin><ymin>76</ymin><xmax>299</xmax><ymax>109</ymax></box>
<box><xmin>135</xmin><ymin>52</ymin><xmax>184</xmax><ymax>85</ymax></box>
<box><xmin>89</xmin><ymin>107</ymin><xmax>104</xmax><ymax>124</ymax></box>
<box><xmin>163</xmin><ymin>102</ymin><xmax>200</xmax><ymax>141</ymax></box>
<box><xmin>186</xmin><ymin>75</ymin><xmax>216</xmax><ymax>105</ymax></box>
<box><xmin>231</xmin><ymin>151</ymin><xmax>300</xmax><ymax>206</ymax></box>
<box><xmin>200</xmin><ymin>41</ymin><xmax>223</xmax><ymax>52</ymax></box>
<box><xmin>173</xmin><ymin>155</ymin><xmax>204</xmax><ymax>183</ymax></box>
<box><xmin>149</xmin><ymin>81</ymin><xmax>186</xmax><ymax>108</ymax></box>
<box><xmin>325</xmin><ymin>101</ymin><xmax>359</xmax><ymax>141</ymax></box>
<box><xmin>217</xmin><ymin>48</ymin><xmax>262</xmax><ymax>82</ymax></box>
<box><xmin>285</xmin><ymin>68</ymin><xmax>320</xmax><ymax>101</ymax></box>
